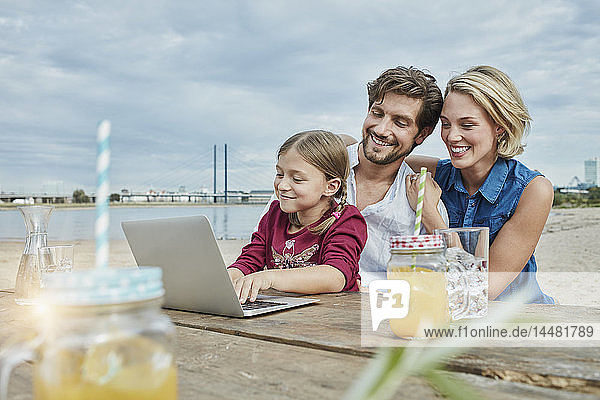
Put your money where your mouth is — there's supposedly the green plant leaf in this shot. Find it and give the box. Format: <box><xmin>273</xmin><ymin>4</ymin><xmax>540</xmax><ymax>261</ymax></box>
<box><xmin>344</xmin><ymin>347</ymin><xmax>407</xmax><ymax>400</ymax></box>
<box><xmin>425</xmin><ymin>370</ymin><xmax>486</xmax><ymax>400</ymax></box>
<box><xmin>346</xmin><ymin>288</ymin><xmax>533</xmax><ymax>400</ymax></box>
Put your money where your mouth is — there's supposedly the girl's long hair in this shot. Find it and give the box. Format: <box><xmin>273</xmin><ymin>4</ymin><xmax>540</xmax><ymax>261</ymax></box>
<box><xmin>278</xmin><ymin>130</ymin><xmax>349</xmax><ymax>235</ymax></box>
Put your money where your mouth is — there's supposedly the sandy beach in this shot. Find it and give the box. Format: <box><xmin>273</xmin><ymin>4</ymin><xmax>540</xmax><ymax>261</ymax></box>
<box><xmin>1</xmin><ymin>207</ymin><xmax>599</xmax><ymax>306</ymax></box>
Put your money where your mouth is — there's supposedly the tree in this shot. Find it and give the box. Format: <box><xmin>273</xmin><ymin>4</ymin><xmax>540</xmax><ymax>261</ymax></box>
<box><xmin>588</xmin><ymin>187</ymin><xmax>600</xmax><ymax>205</ymax></box>
<box><xmin>72</xmin><ymin>189</ymin><xmax>90</xmax><ymax>203</ymax></box>
<box><xmin>110</xmin><ymin>193</ymin><xmax>121</xmax><ymax>202</ymax></box>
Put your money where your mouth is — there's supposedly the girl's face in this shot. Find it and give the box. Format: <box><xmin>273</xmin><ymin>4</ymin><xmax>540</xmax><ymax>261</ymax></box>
<box><xmin>274</xmin><ymin>148</ymin><xmax>336</xmax><ymax>219</ymax></box>
<box><xmin>440</xmin><ymin>91</ymin><xmax>500</xmax><ymax>173</ymax></box>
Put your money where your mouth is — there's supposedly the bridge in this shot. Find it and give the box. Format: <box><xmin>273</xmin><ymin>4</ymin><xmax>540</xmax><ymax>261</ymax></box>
<box><xmin>1</xmin><ymin>143</ymin><xmax>276</xmax><ymax>206</ymax></box>
<box><xmin>0</xmin><ymin>193</ymin><xmax>69</xmax><ymax>204</ymax></box>
<box><xmin>0</xmin><ymin>191</ymin><xmax>272</xmax><ymax>205</ymax></box>
<box><xmin>118</xmin><ymin>191</ymin><xmax>272</xmax><ymax>204</ymax></box>
<box><xmin>559</xmin><ymin>176</ymin><xmax>590</xmax><ymax>194</ymax></box>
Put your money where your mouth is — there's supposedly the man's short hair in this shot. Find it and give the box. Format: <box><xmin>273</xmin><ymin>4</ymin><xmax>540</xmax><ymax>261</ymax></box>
<box><xmin>367</xmin><ymin>66</ymin><xmax>443</xmax><ymax>133</ymax></box>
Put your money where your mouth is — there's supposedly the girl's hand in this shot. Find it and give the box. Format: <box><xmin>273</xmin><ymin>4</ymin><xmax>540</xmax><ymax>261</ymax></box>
<box><xmin>233</xmin><ymin>271</ymin><xmax>275</xmax><ymax>303</ymax></box>
<box><xmin>227</xmin><ymin>267</ymin><xmax>244</xmax><ymax>283</ymax></box>
<box><xmin>405</xmin><ymin>172</ymin><xmax>441</xmax><ymax>213</ymax></box>
<box><xmin>405</xmin><ymin>172</ymin><xmax>446</xmax><ymax>233</ymax></box>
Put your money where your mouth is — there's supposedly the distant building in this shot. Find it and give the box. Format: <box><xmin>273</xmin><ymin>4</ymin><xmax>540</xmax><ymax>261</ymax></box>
<box><xmin>584</xmin><ymin>157</ymin><xmax>599</xmax><ymax>186</ymax></box>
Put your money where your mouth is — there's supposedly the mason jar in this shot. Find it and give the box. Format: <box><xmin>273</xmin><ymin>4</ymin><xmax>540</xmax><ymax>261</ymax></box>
<box><xmin>0</xmin><ymin>267</ymin><xmax>177</xmax><ymax>400</ymax></box>
<box><xmin>386</xmin><ymin>235</ymin><xmax>452</xmax><ymax>338</ymax></box>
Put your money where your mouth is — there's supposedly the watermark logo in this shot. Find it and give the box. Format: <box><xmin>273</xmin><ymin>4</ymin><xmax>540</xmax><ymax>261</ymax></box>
<box><xmin>369</xmin><ymin>279</ymin><xmax>410</xmax><ymax>331</ymax></box>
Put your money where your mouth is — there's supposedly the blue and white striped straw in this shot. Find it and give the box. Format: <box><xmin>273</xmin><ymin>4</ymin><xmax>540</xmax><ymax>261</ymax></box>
<box><xmin>95</xmin><ymin>120</ymin><xmax>111</xmax><ymax>269</ymax></box>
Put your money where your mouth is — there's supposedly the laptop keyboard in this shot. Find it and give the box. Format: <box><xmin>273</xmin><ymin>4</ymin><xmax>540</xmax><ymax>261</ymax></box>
<box><xmin>241</xmin><ymin>300</ymin><xmax>288</xmax><ymax>310</ymax></box>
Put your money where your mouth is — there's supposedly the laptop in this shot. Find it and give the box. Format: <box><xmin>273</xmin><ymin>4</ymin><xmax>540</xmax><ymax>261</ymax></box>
<box><xmin>121</xmin><ymin>215</ymin><xmax>319</xmax><ymax>317</ymax></box>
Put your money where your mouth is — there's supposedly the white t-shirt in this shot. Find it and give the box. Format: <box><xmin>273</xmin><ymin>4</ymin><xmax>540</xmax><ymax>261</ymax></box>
<box><xmin>346</xmin><ymin>143</ymin><xmax>449</xmax><ymax>286</ymax></box>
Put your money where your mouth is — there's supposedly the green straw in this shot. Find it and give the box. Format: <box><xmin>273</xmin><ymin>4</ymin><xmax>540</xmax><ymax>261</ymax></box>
<box><xmin>413</xmin><ymin>167</ymin><xmax>427</xmax><ymax>235</ymax></box>
<box><xmin>411</xmin><ymin>167</ymin><xmax>427</xmax><ymax>270</ymax></box>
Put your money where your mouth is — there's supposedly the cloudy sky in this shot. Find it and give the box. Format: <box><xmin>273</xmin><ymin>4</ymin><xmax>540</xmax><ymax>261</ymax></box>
<box><xmin>1</xmin><ymin>0</ymin><xmax>598</xmax><ymax>195</ymax></box>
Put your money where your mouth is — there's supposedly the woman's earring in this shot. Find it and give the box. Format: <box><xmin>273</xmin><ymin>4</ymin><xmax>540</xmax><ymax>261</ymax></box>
<box><xmin>496</xmin><ymin>126</ymin><xmax>505</xmax><ymax>137</ymax></box>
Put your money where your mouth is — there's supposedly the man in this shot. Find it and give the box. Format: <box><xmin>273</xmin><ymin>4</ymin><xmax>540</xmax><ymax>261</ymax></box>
<box><xmin>254</xmin><ymin>66</ymin><xmax>447</xmax><ymax>287</ymax></box>
<box><xmin>341</xmin><ymin>66</ymin><xmax>448</xmax><ymax>286</ymax></box>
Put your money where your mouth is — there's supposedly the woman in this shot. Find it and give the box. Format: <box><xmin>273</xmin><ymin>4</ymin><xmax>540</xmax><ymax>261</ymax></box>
<box><xmin>406</xmin><ymin>65</ymin><xmax>555</xmax><ymax>304</ymax></box>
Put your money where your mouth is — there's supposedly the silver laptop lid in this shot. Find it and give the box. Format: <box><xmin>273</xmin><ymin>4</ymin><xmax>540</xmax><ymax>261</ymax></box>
<box><xmin>122</xmin><ymin>215</ymin><xmax>245</xmax><ymax>317</ymax></box>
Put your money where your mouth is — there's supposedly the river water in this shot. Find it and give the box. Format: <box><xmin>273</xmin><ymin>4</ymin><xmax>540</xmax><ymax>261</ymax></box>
<box><xmin>0</xmin><ymin>205</ymin><xmax>266</xmax><ymax>241</ymax></box>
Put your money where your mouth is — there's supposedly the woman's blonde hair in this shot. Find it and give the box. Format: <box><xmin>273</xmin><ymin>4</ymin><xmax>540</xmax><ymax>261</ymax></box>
<box><xmin>445</xmin><ymin>65</ymin><xmax>531</xmax><ymax>158</ymax></box>
<box><xmin>278</xmin><ymin>130</ymin><xmax>349</xmax><ymax>235</ymax></box>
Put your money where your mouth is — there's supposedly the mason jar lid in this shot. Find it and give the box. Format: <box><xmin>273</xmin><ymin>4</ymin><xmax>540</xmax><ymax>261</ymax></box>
<box><xmin>43</xmin><ymin>266</ymin><xmax>164</xmax><ymax>306</ymax></box>
<box><xmin>390</xmin><ymin>234</ymin><xmax>444</xmax><ymax>250</ymax></box>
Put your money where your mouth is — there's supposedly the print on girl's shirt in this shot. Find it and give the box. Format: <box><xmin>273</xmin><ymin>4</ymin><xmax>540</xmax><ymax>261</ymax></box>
<box><xmin>271</xmin><ymin>239</ymin><xmax>319</xmax><ymax>269</ymax></box>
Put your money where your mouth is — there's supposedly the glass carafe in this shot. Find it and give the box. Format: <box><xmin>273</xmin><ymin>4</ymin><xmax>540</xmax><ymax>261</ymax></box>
<box><xmin>14</xmin><ymin>205</ymin><xmax>54</xmax><ymax>305</ymax></box>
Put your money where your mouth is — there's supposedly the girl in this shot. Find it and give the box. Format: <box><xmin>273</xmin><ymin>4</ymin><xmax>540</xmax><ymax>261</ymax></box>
<box><xmin>228</xmin><ymin>130</ymin><xmax>367</xmax><ymax>303</ymax></box>
<box><xmin>406</xmin><ymin>65</ymin><xmax>555</xmax><ymax>304</ymax></box>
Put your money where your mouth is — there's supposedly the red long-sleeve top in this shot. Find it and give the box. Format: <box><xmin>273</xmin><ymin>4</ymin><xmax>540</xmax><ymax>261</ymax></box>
<box><xmin>229</xmin><ymin>201</ymin><xmax>367</xmax><ymax>291</ymax></box>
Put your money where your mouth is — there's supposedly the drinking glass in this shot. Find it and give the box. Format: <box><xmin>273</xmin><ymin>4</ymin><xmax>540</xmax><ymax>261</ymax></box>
<box><xmin>435</xmin><ymin>227</ymin><xmax>489</xmax><ymax>319</ymax></box>
<box><xmin>37</xmin><ymin>245</ymin><xmax>74</xmax><ymax>288</ymax></box>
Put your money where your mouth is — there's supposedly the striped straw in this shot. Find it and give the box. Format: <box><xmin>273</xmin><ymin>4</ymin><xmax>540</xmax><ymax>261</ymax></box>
<box><xmin>95</xmin><ymin>120</ymin><xmax>111</xmax><ymax>269</ymax></box>
<box><xmin>413</xmin><ymin>167</ymin><xmax>427</xmax><ymax>235</ymax></box>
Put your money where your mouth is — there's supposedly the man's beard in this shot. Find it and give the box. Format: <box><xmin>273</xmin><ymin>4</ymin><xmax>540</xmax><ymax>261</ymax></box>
<box><xmin>361</xmin><ymin>135</ymin><xmax>417</xmax><ymax>165</ymax></box>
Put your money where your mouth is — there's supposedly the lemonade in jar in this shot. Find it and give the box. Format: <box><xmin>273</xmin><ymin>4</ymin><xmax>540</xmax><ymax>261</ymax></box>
<box><xmin>1</xmin><ymin>267</ymin><xmax>177</xmax><ymax>400</ymax></box>
<box><xmin>387</xmin><ymin>235</ymin><xmax>450</xmax><ymax>339</ymax></box>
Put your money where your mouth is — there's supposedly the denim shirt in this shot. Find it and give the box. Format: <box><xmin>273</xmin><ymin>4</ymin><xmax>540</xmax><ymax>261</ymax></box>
<box><xmin>435</xmin><ymin>158</ymin><xmax>554</xmax><ymax>304</ymax></box>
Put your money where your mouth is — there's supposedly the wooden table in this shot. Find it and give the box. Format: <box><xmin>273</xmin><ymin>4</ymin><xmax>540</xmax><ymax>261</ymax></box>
<box><xmin>1</xmin><ymin>290</ymin><xmax>600</xmax><ymax>399</ymax></box>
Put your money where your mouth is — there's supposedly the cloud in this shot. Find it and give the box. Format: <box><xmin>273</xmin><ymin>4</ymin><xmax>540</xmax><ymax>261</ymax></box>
<box><xmin>0</xmin><ymin>0</ymin><xmax>598</xmax><ymax>194</ymax></box>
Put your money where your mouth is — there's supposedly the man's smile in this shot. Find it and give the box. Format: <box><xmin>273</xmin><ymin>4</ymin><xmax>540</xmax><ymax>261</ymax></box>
<box><xmin>370</xmin><ymin>132</ymin><xmax>395</xmax><ymax>147</ymax></box>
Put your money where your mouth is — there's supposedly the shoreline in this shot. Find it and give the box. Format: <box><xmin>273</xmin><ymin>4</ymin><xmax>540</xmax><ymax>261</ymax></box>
<box><xmin>1</xmin><ymin>203</ymin><xmax>597</xmax><ymax>209</ymax></box>
<box><xmin>1</xmin><ymin>207</ymin><xmax>598</xmax><ymax>306</ymax></box>
<box><xmin>0</xmin><ymin>201</ymin><xmax>269</xmax><ymax>210</ymax></box>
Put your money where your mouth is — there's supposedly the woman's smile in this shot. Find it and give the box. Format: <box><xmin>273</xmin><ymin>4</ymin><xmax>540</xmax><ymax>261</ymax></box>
<box><xmin>449</xmin><ymin>145</ymin><xmax>471</xmax><ymax>157</ymax></box>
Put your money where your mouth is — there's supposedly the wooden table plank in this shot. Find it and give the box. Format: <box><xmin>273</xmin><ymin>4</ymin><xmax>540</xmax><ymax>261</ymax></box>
<box><xmin>447</xmin><ymin>348</ymin><xmax>600</xmax><ymax>395</ymax></box>
<box><xmin>2</xmin><ymin>291</ymin><xmax>600</xmax><ymax>397</ymax></box>
<box><xmin>175</xmin><ymin>325</ymin><xmax>442</xmax><ymax>400</ymax></box>
<box><xmin>166</xmin><ymin>293</ymin><xmax>600</xmax><ymax>354</ymax></box>
<box><xmin>438</xmin><ymin>371</ymin><xmax>600</xmax><ymax>400</ymax></box>
<box><xmin>5</xmin><ymin>323</ymin><xmax>594</xmax><ymax>400</ymax></box>
<box><xmin>175</xmin><ymin>326</ymin><xmax>600</xmax><ymax>400</ymax></box>
<box><xmin>166</xmin><ymin>292</ymin><xmax>366</xmax><ymax>355</ymax></box>
<box><xmin>164</xmin><ymin>292</ymin><xmax>600</xmax><ymax>394</ymax></box>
